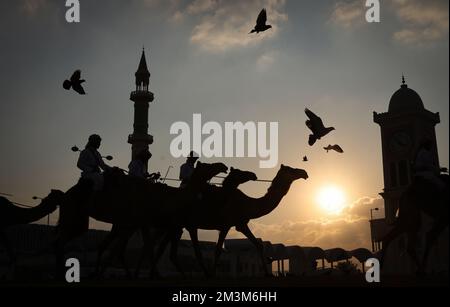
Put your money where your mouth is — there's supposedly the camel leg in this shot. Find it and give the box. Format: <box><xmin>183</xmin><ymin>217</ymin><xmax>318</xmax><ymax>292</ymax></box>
<box><xmin>136</xmin><ymin>227</ymin><xmax>171</xmax><ymax>279</ymax></box>
<box><xmin>53</xmin><ymin>227</ymin><xmax>84</xmax><ymax>281</ymax></box>
<box><xmin>236</xmin><ymin>223</ymin><xmax>270</xmax><ymax>276</ymax></box>
<box><xmin>53</xmin><ymin>187</ymin><xmax>90</xmax><ymax>281</ymax></box>
<box><xmin>98</xmin><ymin>227</ymin><xmax>134</xmax><ymax>278</ymax></box>
<box><xmin>149</xmin><ymin>229</ymin><xmax>173</xmax><ymax>278</ymax></box>
<box><xmin>169</xmin><ymin>228</ymin><xmax>185</xmax><ymax>277</ymax></box>
<box><xmin>94</xmin><ymin>225</ymin><xmax>120</xmax><ymax>277</ymax></box>
<box><xmin>136</xmin><ymin>227</ymin><xmax>167</xmax><ymax>278</ymax></box>
<box><xmin>421</xmin><ymin>220</ymin><xmax>448</xmax><ymax>273</ymax></box>
<box><xmin>115</xmin><ymin>232</ymin><xmax>133</xmax><ymax>278</ymax></box>
<box><xmin>0</xmin><ymin>230</ymin><xmax>15</xmax><ymax>265</ymax></box>
<box><xmin>134</xmin><ymin>226</ymin><xmax>156</xmax><ymax>278</ymax></box>
<box><xmin>188</xmin><ymin>228</ymin><xmax>210</xmax><ymax>277</ymax></box>
<box><xmin>213</xmin><ymin>228</ymin><xmax>230</xmax><ymax>276</ymax></box>
<box><xmin>53</xmin><ymin>233</ymin><xmax>71</xmax><ymax>281</ymax></box>
<box><xmin>53</xmin><ymin>215</ymin><xmax>90</xmax><ymax>281</ymax></box>
<box><xmin>104</xmin><ymin>227</ymin><xmax>134</xmax><ymax>279</ymax></box>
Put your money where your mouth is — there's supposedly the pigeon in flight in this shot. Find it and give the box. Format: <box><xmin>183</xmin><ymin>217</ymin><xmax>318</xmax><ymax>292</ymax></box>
<box><xmin>303</xmin><ymin>156</ymin><xmax>308</xmax><ymax>162</ymax></box>
<box><xmin>63</xmin><ymin>70</ymin><xmax>86</xmax><ymax>95</ymax></box>
<box><xmin>250</xmin><ymin>9</ymin><xmax>272</xmax><ymax>34</ymax></box>
<box><xmin>304</xmin><ymin>108</ymin><xmax>335</xmax><ymax>146</ymax></box>
<box><xmin>324</xmin><ymin>145</ymin><xmax>344</xmax><ymax>154</ymax></box>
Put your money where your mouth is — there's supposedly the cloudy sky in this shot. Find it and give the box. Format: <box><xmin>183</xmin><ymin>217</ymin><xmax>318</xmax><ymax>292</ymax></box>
<box><xmin>0</xmin><ymin>0</ymin><xmax>448</xmax><ymax>251</ymax></box>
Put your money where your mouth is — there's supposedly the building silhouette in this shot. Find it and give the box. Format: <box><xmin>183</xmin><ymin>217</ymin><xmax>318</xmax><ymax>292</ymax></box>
<box><xmin>374</xmin><ymin>76</ymin><xmax>440</xmax><ymax>225</ymax></box>
<box><xmin>128</xmin><ymin>49</ymin><xmax>155</xmax><ymax>170</ymax></box>
<box><xmin>371</xmin><ymin>76</ymin><xmax>448</xmax><ymax>274</ymax></box>
<box><xmin>1</xmin><ymin>224</ymin><xmax>374</xmax><ymax>280</ymax></box>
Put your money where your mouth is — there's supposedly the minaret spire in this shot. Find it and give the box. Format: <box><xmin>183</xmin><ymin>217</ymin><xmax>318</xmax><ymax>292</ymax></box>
<box><xmin>135</xmin><ymin>48</ymin><xmax>150</xmax><ymax>90</ymax></box>
<box><xmin>128</xmin><ymin>48</ymin><xmax>155</xmax><ymax>168</ymax></box>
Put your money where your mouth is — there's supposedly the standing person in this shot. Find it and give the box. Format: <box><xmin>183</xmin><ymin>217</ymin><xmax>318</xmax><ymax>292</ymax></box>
<box><xmin>179</xmin><ymin>151</ymin><xmax>198</xmax><ymax>188</ymax></box>
<box><xmin>77</xmin><ymin>134</ymin><xmax>111</xmax><ymax>190</ymax></box>
<box><xmin>128</xmin><ymin>149</ymin><xmax>152</xmax><ymax>179</ymax></box>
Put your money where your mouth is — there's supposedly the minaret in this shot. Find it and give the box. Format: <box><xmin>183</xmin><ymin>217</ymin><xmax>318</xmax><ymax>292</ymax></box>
<box><xmin>128</xmin><ymin>48</ymin><xmax>154</xmax><ymax>169</ymax></box>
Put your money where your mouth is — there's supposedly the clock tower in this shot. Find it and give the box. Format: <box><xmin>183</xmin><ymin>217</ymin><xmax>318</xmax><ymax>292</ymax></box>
<box><xmin>373</xmin><ymin>76</ymin><xmax>440</xmax><ymax>224</ymax></box>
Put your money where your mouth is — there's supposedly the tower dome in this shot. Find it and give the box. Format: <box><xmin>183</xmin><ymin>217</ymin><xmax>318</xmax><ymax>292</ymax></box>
<box><xmin>388</xmin><ymin>76</ymin><xmax>424</xmax><ymax>113</ymax></box>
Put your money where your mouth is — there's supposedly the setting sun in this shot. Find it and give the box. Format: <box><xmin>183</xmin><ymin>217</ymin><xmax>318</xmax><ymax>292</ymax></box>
<box><xmin>316</xmin><ymin>186</ymin><xmax>346</xmax><ymax>215</ymax></box>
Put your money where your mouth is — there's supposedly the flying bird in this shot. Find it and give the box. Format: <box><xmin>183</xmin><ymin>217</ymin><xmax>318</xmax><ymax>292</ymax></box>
<box><xmin>250</xmin><ymin>9</ymin><xmax>272</xmax><ymax>34</ymax></box>
<box><xmin>304</xmin><ymin>108</ymin><xmax>335</xmax><ymax>146</ymax></box>
<box><xmin>303</xmin><ymin>156</ymin><xmax>308</xmax><ymax>162</ymax></box>
<box><xmin>63</xmin><ymin>70</ymin><xmax>86</xmax><ymax>95</ymax></box>
<box><xmin>324</xmin><ymin>145</ymin><xmax>344</xmax><ymax>154</ymax></box>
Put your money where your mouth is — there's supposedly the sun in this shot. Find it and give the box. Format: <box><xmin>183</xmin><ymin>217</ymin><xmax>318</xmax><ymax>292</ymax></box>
<box><xmin>316</xmin><ymin>186</ymin><xmax>346</xmax><ymax>215</ymax></box>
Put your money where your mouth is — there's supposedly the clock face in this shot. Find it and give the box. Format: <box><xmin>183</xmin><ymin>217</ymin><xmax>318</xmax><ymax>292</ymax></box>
<box><xmin>389</xmin><ymin>132</ymin><xmax>412</xmax><ymax>153</ymax></box>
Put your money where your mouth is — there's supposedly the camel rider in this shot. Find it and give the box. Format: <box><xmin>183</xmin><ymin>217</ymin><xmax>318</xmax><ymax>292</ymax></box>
<box><xmin>77</xmin><ymin>134</ymin><xmax>111</xmax><ymax>191</ymax></box>
<box><xmin>128</xmin><ymin>149</ymin><xmax>152</xmax><ymax>179</ymax></box>
<box><xmin>413</xmin><ymin>139</ymin><xmax>445</xmax><ymax>190</ymax></box>
<box><xmin>179</xmin><ymin>151</ymin><xmax>198</xmax><ymax>188</ymax></box>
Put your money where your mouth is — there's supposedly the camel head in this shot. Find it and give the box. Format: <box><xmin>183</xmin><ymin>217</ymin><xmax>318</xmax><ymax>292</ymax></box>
<box><xmin>192</xmin><ymin>162</ymin><xmax>228</xmax><ymax>183</ymax></box>
<box><xmin>43</xmin><ymin>189</ymin><xmax>66</xmax><ymax>210</ymax></box>
<box><xmin>223</xmin><ymin>167</ymin><xmax>257</xmax><ymax>188</ymax></box>
<box><xmin>278</xmin><ymin>164</ymin><xmax>308</xmax><ymax>182</ymax></box>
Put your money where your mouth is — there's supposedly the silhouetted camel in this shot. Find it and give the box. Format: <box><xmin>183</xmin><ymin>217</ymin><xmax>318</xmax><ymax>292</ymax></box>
<box><xmin>380</xmin><ymin>173</ymin><xmax>449</xmax><ymax>274</ymax></box>
<box><xmin>93</xmin><ymin>162</ymin><xmax>228</xmax><ymax>278</ymax></box>
<box><xmin>222</xmin><ymin>167</ymin><xmax>257</xmax><ymax>190</ymax></box>
<box><xmin>55</xmin><ymin>162</ymin><xmax>227</xmax><ymax>279</ymax></box>
<box><xmin>0</xmin><ymin>190</ymin><xmax>65</xmax><ymax>265</ymax></box>
<box><xmin>144</xmin><ymin>167</ymin><xmax>258</xmax><ymax>278</ymax></box>
<box><xmin>56</xmin><ymin>164</ymin><xmax>307</xmax><ymax>279</ymax></box>
<box><xmin>151</xmin><ymin>165</ymin><xmax>308</xmax><ymax>277</ymax></box>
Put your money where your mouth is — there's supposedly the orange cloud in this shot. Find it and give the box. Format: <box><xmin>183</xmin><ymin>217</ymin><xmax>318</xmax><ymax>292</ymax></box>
<box><xmin>227</xmin><ymin>196</ymin><xmax>384</xmax><ymax>250</ymax></box>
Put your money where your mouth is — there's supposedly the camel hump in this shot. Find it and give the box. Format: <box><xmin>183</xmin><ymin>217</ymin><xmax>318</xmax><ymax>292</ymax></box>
<box><xmin>0</xmin><ymin>196</ymin><xmax>9</xmax><ymax>205</ymax></box>
<box><xmin>0</xmin><ymin>196</ymin><xmax>21</xmax><ymax>218</ymax></box>
<box><xmin>223</xmin><ymin>168</ymin><xmax>257</xmax><ymax>190</ymax></box>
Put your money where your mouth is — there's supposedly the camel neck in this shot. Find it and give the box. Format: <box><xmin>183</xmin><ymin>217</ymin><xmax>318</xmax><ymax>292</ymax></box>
<box><xmin>20</xmin><ymin>198</ymin><xmax>57</xmax><ymax>224</ymax></box>
<box><xmin>250</xmin><ymin>175</ymin><xmax>292</xmax><ymax>219</ymax></box>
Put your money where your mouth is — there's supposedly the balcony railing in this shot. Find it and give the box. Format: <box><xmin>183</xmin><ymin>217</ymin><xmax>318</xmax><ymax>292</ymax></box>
<box><xmin>130</xmin><ymin>90</ymin><xmax>154</xmax><ymax>101</ymax></box>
